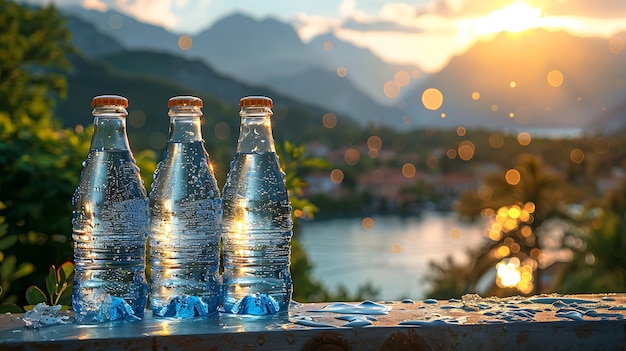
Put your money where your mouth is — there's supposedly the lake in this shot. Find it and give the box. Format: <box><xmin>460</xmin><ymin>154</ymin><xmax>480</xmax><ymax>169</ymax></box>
<box><xmin>298</xmin><ymin>212</ymin><xmax>488</xmax><ymax>300</ymax></box>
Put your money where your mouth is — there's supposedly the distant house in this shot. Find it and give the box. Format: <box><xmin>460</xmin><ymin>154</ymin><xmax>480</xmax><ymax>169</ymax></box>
<box><xmin>356</xmin><ymin>167</ymin><xmax>423</xmax><ymax>210</ymax></box>
<box><xmin>428</xmin><ymin>173</ymin><xmax>480</xmax><ymax>197</ymax></box>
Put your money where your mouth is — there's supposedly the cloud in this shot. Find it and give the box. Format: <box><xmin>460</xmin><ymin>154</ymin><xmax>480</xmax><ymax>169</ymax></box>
<box><xmin>532</xmin><ymin>0</ymin><xmax>626</xmax><ymax>18</ymax></box>
<box><xmin>82</xmin><ymin>0</ymin><xmax>108</xmax><ymax>11</ymax></box>
<box><xmin>342</xmin><ymin>18</ymin><xmax>422</xmax><ymax>33</ymax></box>
<box><xmin>339</xmin><ymin>0</ymin><xmax>356</xmax><ymax>17</ymax></box>
<box><xmin>439</xmin><ymin>0</ymin><xmax>626</xmax><ymax>18</ymax></box>
<box><xmin>415</xmin><ymin>0</ymin><xmax>461</xmax><ymax>17</ymax></box>
<box><xmin>293</xmin><ymin>13</ymin><xmax>341</xmax><ymax>41</ymax></box>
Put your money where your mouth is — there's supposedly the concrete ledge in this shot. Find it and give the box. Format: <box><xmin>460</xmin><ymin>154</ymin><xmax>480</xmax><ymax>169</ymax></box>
<box><xmin>1</xmin><ymin>294</ymin><xmax>625</xmax><ymax>350</ymax></box>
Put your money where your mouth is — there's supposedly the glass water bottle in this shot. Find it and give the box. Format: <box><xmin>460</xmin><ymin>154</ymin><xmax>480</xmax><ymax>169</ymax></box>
<box><xmin>221</xmin><ymin>96</ymin><xmax>293</xmax><ymax>315</ymax></box>
<box><xmin>72</xmin><ymin>95</ymin><xmax>149</xmax><ymax>324</ymax></box>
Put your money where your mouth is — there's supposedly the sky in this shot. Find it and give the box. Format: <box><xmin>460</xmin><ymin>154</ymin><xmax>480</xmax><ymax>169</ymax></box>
<box><xmin>23</xmin><ymin>0</ymin><xmax>626</xmax><ymax>72</ymax></box>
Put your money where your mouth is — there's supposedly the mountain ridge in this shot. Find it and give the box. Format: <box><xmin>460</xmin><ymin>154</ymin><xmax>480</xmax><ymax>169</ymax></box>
<box><xmin>59</xmin><ymin>5</ymin><xmax>626</xmax><ymax>132</ymax></box>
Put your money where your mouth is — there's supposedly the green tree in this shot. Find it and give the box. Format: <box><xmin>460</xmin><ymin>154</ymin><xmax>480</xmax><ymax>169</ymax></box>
<box><xmin>428</xmin><ymin>154</ymin><xmax>586</xmax><ymax>298</ymax></box>
<box><xmin>556</xmin><ymin>183</ymin><xmax>626</xmax><ymax>293</ymax></box>
<box><xmin>0</xmin><ymin>0</ymin><xmax>90</xmax><ymax>302</ymax></box>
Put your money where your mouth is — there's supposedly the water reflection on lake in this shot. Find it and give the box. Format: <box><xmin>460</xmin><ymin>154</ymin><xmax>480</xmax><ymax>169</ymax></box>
<box><xmin>298</xmin><ymin>212</ymin><xmax>487</xmax><ymax>300</ymax></box>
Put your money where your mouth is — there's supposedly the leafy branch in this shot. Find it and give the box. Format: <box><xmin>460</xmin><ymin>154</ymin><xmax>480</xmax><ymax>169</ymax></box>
<box><xmin>24</xmin><ymin>262</ymin><xmax>74</xmax><ymax>311</ymax></box>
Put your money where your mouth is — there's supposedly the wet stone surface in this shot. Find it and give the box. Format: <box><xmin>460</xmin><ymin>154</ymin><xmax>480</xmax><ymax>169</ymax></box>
<box><xmin>1</xmin><ymin>294</ymin><xmax>625</xmax><ymax>350</ymax></box>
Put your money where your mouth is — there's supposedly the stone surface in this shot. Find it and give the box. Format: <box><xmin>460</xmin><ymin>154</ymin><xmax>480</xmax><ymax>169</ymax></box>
<box><xmin>1</xmin><ymin>294</ymin><xmax>625</xmax><ymax>350</ymax></box>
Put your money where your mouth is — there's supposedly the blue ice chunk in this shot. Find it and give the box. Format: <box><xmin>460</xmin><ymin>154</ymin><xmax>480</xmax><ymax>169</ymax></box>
<box><xmin>109</xmin><ymin>297</ymin><xmax>140</xmax><ymax>322</ymax></box>
<box><xmin>162</xmin><ymin>295</ymin><xmax>209</xmax><ymax>318</ymax></box>
<box><xmin>23</xmin><ymin>303</ymin><xmax>71</xmax><ymax>328</ymax></box>
<box><xmin>232</xmin><ymin>293</ymin><xmax>279</xmax><ymax>316</ymax></box>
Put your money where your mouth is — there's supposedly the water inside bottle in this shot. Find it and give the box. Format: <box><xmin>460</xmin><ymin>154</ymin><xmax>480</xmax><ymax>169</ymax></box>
<box><xmin>149</xmin><ymin>141</ymin><xmax>221</xmax><ymax>317</ymax></box>
<box><xmin>221</xmin><ymin>152</ymin><xmax>293</xmax><ymax>315</ymax></box>
<box><xmin>72</xmin><ymin>150</ymin><xmax>148</xmax><ymax>323</ymax></box>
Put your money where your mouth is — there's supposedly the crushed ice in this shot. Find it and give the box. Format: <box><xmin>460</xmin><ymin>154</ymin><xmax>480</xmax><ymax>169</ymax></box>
<box><xmin>23</xmin><ymin>303</ymin><xmax>72</xmax><ymax>329</ymax></box>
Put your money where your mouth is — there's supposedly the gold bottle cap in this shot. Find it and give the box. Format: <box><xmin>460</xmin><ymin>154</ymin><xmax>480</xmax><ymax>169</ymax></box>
<box><xmin>168</xmin><ymin>96</ymin><xmax>203</xmax><ymax>108</ymax></box>
<box><xmin>239</xmin><ymin>96</ymin><xmax>273</xmax><ymax>108</ymax></box>
<box><xmin>92</xmin><ymin>95</ymin><xmax>128</xmax><ymax>108</ymax></box>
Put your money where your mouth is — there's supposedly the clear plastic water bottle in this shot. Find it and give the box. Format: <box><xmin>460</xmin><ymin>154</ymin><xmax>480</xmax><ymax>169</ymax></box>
<box><xmin>149</xmin><ymin>96</ymin><xmax>222</xmax><ymax>318</ymax></box>
<box><xmin>221</xmin><ymin>96</ymin><xmax>293</xmax><ymax>315</ymax></box>
<box><xmin>72</xmin><ymin>95</ymin><xmax>149</xmax><ymax>324</ymax></box>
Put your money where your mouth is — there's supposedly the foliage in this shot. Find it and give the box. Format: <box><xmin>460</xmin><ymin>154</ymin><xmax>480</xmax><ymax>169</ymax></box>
<box><xmin>23</xmin><ymin>262</ymin><xmax>74</xmax><ymax>311</ymax></box>
<box><xmin>0</xmin><ymin>202</ymin><xmax>35</xmax><ymax>307</ymax></box>
<box><xmin>555</xmin><ymin>183</ymin><xmax>626</xmax><ymax>293</ymax></box>
<box><xmin>0</xmin><ymin>0</ymin><xmax>78</xmax><ymax>303</ymax></box>
<box><xmin>427</xmin><ymin>154</ymin><xmax>587</xmax><ymax>297</ymax></box>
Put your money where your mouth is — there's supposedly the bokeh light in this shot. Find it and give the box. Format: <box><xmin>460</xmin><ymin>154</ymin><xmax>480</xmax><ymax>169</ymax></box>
<box><xmin>178</xmin><ymin>35</ymin><xmax>193</xmax><ymax>50</ymax></box>
<box><xmin>505</xmin><ymin>169</ymin><xmax>521</xmax><ymax>185</ymax></box>
<box><xmin>570</xmin><ymin>148</ymin><xmax>584</xmax><ymax>163</ymax></box>
<box><xmin>592</xmin><ymin>137</ymin><xmax>609</xmax><ymax>154</ymax></box>
<box><xmin>384</xmin><ymin>80</ymin><xmax>401</xmax><ymax>98</ymax></box>
<box><xmin>471</xmin><ymin>91</ymin><xmax>481</xmax><ymax>100</ymax></box>
<box><xmin>447</xmin><ymin>148</ymin><xmax>457</xmax><ymax>159</ymax></box>
<box><xmin>422</xmin><ymin>88</ymin><xmax>444</xmax><ymax>110</ymax></box>
<box><xmin>517</xmin><ymin>132</ymin><xmax>531</xmax><ymax>146</ymax></box>
<box><xmin>367</xmin><ymin>135</ymin><xmax>382</xmax><ymax>150</ymax></box>
<box><xmin>547</xmin><ymin>69</ymin><xmax>564</xmax><ymax>87</ymax></box>
<box><xmin>456</xmin><ymin>127</ymin><xmax>466</xmax><ymax>136</ymax></box>
<box><xmin>344</xmin><ymin>148</ymin><xmax>361</xmax><ymax>165</ymax></box>
<box><xmin>394</xmin><ymin>70</ymin><xmax>411</xmax><ymax>87</ymax></box>
<box><xmin>336</xmin><ymin>67</ymin><xmax>347</xmax><ymax>78</ymax></box>
<box><xmin>322</xmin><ymin>112</ymin><xmax>337</xmax><ymax>128</ymax></box>
<box><xmin>458</xmin><ymin>141</ymin><xmax>475</xmax><ymax>161</ymax></box>
<box><xmin>402</xmin><ymin>163</ymin><xmax>416</xmax><ymax>178</ymax></box>
<box><xmin>450</xmin><ymin>228</ymin><xmax>461</xmax><ymax>240</ymax></box>
<box><xmin>323</xmin><ymin>41</ymin><xmax>333</xmax><ymax>51</ymax></box>
<box><xmin>489</xmin><ymin>133</ymin><xmax>504</xmax><ymax>149</ymax></box>
<box><xmin>362</xmin><ymin>217</ymin><xmax>375</xmax><ymax>230</ymax></box>
<box><xmin>477</xmin><ymin>185</ymin><xmax>493</xmax><ymax>201</ymax></box>
<box><xmin>330</xmin><ymin>169</ymin><xmax>344</xmax><ymax>184</ymax></box>
<box><xmin>426</xmin><ymin>156</ymin><xmax>438</xmax><ymax>169</ymax></box>
<box><xmin>214</xmin><ymin>122</ymin><xmax>231</xmax><ymax>140</ymax></box>
<box><xmin>389</xmin><ymin>243</ymin><xmax>402</xmax><ymax>254</ymax></box>
<box><xmin>609</xmin><ymin>36</ymin><xmax>624</xmax><ymax>54</ymax></box>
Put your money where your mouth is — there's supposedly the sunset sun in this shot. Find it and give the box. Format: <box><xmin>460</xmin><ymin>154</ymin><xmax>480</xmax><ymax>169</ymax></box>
<box><xmin>459</xmin><ymin>2</ymin><xmax>579</xmax><ymax>36</ymax></box>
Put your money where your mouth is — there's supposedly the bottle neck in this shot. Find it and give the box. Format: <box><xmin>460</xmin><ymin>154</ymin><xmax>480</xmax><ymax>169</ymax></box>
<box><xmin>90</xmin><ymin>106</ymin><xmax>130</xmax><ymax>151</ymax></box>
<box><xmin>237</xmin><ymin>106</ymin><xmax>275</xmax><ymax>153</ymax></box>
<box><xmin>168</xmin><ymin>106</ymin><xmax>203</xmax><ymax>143</ymax></box>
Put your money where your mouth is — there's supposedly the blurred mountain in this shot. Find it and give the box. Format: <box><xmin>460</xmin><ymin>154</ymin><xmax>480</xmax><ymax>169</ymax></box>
<box><xmin>65</xmin><ymin>15</ymin><xmax>125</xmax><ymax>58</ymax></box>
<box><xmin>62</xmin><ymin>5</ymin><xmax>180</xmax><ymax>53</ymax></box>
<box><xmin>307</xmin><ymin>32</ymin><xmax>423</xmax><ymax>105</ymax></box>
<box><xmin>60</xmin><ymin>7</ymin><xmax>407</xmax><ymax>127</ymax></box>
<box><xmin>399</xmin><ymin>29</ymin><xmax>626</xmax><ymax>132</ymax></box>
<box><xmin>58</xmin><ymin>17</ymin><xmax>367</xmax><ymax>158</ymax></box>
<box><xmin>59</xmin><ymin>6</ymin><xmax>626</xmax><ymax>133</ymax></box>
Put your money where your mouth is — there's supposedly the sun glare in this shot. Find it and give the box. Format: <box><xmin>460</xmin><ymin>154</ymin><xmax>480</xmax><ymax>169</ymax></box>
<box><xmin>459</xmin><ymin>2</ymin><xmax>578</xmax><ymax>36</ymax></box>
